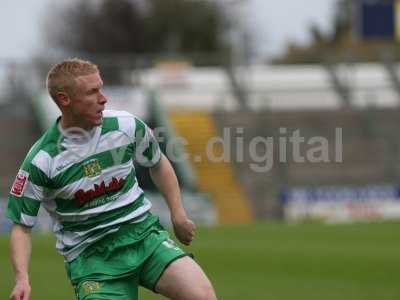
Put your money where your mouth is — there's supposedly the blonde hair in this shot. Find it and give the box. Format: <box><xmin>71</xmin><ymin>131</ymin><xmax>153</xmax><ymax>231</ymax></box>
<box><xmin>46</xmin><ymin>58</ymin><xmax>99</xmax><ymax>102</ymax></box>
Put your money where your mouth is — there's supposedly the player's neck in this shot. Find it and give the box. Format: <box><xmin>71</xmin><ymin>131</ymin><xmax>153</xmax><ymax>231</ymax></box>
<box><xmin>60</xmin><ymin>115</ymin><xmax>94</xmax><ymax>132</ymax></box>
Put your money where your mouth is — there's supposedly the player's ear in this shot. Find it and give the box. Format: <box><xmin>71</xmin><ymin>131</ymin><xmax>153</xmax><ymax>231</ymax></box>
<box><xmin>56</xmin><ymin>91</ymin><xmax>71</xmax><ymax>107</ymax></box>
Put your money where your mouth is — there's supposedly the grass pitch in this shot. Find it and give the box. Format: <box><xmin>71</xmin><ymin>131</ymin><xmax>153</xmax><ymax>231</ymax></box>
<box><xmin>1</xmin><ymin>221</ymin><xmax>399</xmax><ymax>300</ymax></box>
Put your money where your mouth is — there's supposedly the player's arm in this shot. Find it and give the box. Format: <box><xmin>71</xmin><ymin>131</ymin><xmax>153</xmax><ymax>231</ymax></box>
<box><xmin>132</xmin><ymin>116</ymin><xmax>196</xmax><ymax>245</ymax></box>
<box><xmin>9</xmin><ymin>224</ymin><xmax>32</xmax><ymax>300</ymax></box>
<box><xmin>6</xmin><ymin>154</ymin><xmax>49</xmax><ymax>300</ymax></box>
<box><xmin>149</xmin><ymin>153</ymin><xmax>196</xmax><ymax>246</ymax></box>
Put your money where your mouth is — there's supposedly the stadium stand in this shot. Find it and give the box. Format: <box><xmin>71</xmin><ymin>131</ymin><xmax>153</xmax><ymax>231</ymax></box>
<box><xmin>142</xmin><ymin>63</ymin><xmax>400</xmax><ymax>221</ymax></box>
<box><xmin>213</xmin><ymin>108</ymin><xmax>400</xmax><ymax>219</ymax></box>
<box><xmin>169</xmin><ymin>111</ymin><xmax>253</xmax><ymax>224</ymax></box>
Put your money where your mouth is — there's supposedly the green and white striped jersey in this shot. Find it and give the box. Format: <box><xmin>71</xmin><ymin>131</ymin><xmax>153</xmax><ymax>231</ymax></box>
<box><xmin>6</xmin><ymin>110</ymin><xmax>161</xmax><ymax>262</ymax></box>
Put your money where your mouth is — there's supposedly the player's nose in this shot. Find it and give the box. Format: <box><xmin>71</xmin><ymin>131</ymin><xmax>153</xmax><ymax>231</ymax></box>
<box><xmin>98</xmin><ymin>91</ymin><xmax>107</xmax><ymax>104</ymax></box>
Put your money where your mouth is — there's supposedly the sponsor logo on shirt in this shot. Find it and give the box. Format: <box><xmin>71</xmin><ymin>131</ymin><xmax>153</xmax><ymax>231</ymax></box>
<box><xmin>10</xmin><ymin>170</ymin><xmax>29</xmax><ymax>197</ymax></box>
<box><xmin>81</xmin><ymin>281</ymin><xmax>102</xmax><ymax>295</ymax></box>
<box><xmin>83</xmin><ymin>159</ymin><xmax>102</xmax><ymax>178</ymax></box>
<box><xmin>74</xmin><ymin>177</ymin><xmax>125</xmax><ymax>207</ymax></box>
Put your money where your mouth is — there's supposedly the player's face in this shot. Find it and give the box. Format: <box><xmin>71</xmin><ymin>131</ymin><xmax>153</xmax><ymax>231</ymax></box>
<box><xmin>70</xmin><ymin>72</ymin><xmax>107</xmax><ymax>129</ymax></box>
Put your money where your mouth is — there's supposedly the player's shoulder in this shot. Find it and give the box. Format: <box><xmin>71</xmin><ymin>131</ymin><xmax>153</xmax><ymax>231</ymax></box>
<box><xmin>103</xmin><ymin>109</ymin><xmax>134</xmax><ymax>119</ymax></box>
<box><xmin>21</xmin><ymin>128</ymin><xmax>57</xmax><ymax>176</ymax></box>
<box><xmin>102</xmin><ymin>110</ymin><xmax>144</xmax><ymax>133</ymax></box>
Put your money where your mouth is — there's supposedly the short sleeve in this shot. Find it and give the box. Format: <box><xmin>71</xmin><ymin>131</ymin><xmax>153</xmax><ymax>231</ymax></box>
<box><xmin>6</xmin><ymin>158</ymin><xmax>49</xmax><ymax>228</ymax></box>
<box><xmin>133</xmin><ymin>117</ymin><xmax>162</xmax><ymax>168</ymax></box>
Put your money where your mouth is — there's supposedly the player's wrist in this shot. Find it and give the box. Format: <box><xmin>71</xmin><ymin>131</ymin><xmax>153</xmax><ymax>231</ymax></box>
<box><xmin>171</xmin><ymin>210</ymin><xmax>188</xmax><ymax>224</ymax></box>
<box><xmin>15</xmin><ymin>272</ymin><xmax>30</xmax><ymax>283</ymax></box>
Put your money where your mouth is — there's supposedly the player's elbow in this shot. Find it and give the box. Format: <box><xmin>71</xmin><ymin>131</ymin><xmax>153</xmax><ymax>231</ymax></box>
<box><xmin>193</xmin><ymin>284</ymin><xmax>217</xmax><ymax>300</ymax></box>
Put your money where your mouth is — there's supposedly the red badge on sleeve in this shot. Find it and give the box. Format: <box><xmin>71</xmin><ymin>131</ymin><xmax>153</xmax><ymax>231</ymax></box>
<box><xmin>10</xmin><ymin>170</ymin><xmax>29</xmax><ymax>197</ymax></box>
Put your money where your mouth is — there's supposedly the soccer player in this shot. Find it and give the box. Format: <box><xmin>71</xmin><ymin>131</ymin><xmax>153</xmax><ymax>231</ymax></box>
<box><xmin>7</xmin><ymin>58</ymin><xmax>217</xmax><ymax>300</ymax></box>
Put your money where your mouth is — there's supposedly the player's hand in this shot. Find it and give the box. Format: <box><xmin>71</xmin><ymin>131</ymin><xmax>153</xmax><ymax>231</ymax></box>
<box><xmin>172</xmin><ymin>214</ymin><xmax>196</xmax><ymax>246</ymax></box>
<box><xmin>9</xmin><ymin>278</ymin><xmax>31</xmax><ymax>300</ymax></box>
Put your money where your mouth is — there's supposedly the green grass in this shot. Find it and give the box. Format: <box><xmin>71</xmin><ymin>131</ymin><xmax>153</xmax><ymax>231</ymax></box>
<box><xmin>1</xmin><ymin>221</ymin><xmax>399</xmax><ymax>300</ymax></box>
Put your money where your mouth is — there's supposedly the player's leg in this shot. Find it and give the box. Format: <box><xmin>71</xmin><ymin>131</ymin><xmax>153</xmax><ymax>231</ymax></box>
<box><xmin>155</xmin><ymin>256</ymin><xmax>217</xmax><ymax>300</ymax></box>
<box><xmin>139</xmin><ymin>237</ymin><xmax>216</xmax><ymax>300</ymax></box>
